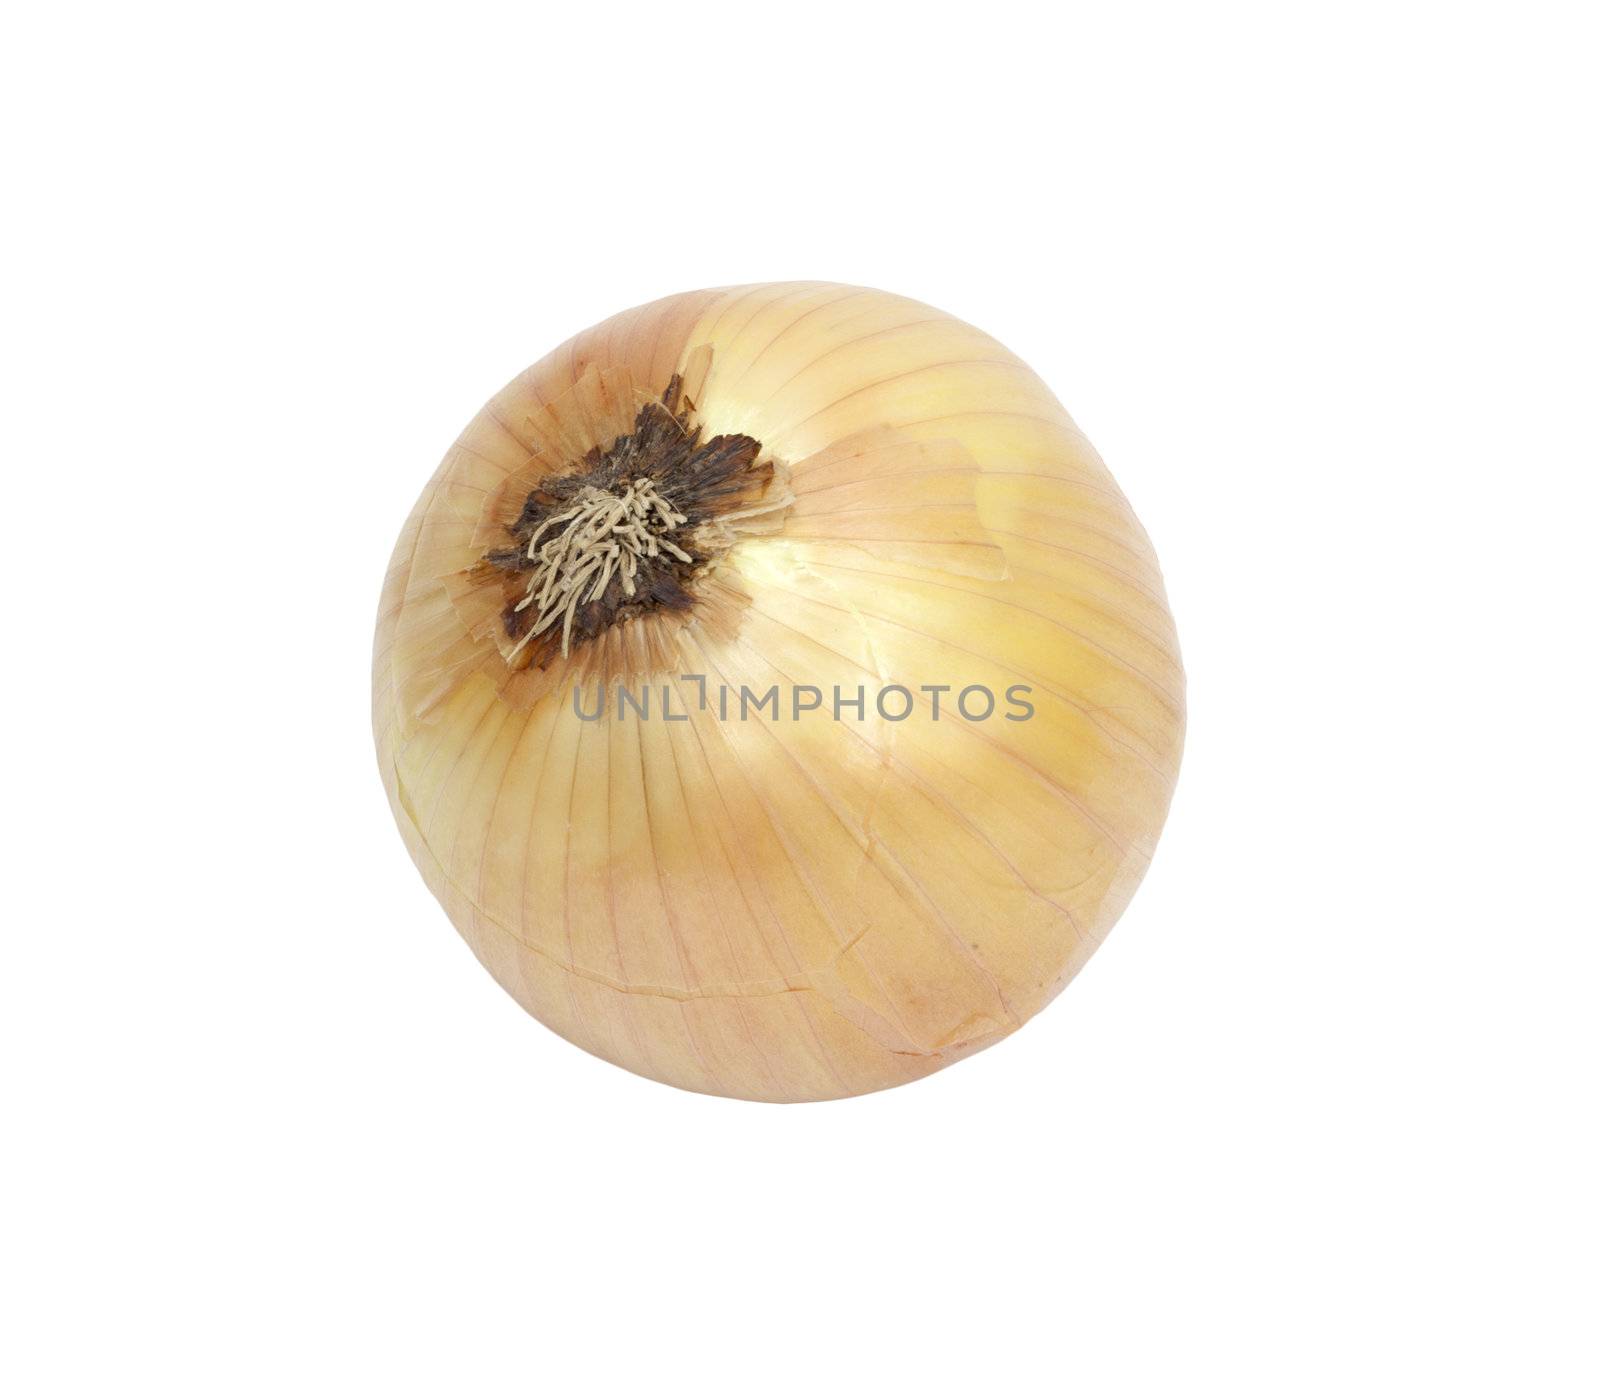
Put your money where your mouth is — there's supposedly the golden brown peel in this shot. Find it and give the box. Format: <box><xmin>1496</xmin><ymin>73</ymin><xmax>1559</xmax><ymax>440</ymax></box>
<box><xmin>373</xmin><ymin>282</ymin><xmax>1184</xmax><ymax>1102</ymax></box>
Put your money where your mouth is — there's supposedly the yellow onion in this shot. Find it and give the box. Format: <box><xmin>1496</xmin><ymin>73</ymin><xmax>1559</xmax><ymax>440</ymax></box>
<box><xmin>373</xmin><ymin>282</ymin><xmax>1184</xmax><ymax>1101</ymax></box>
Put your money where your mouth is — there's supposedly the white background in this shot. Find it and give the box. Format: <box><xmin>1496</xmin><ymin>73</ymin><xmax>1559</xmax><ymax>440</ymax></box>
<box><xmin>4</xmin><ymin>3</ymin><xmax>1596</xmax><ymax>1392</ymax></box>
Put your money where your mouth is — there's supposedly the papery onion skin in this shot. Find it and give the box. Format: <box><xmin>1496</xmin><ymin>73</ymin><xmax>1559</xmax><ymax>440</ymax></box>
<box><xmin>374</xmin><ymin>282</ymin><xmax>1184</xmax><ymax>1102</ymax></box>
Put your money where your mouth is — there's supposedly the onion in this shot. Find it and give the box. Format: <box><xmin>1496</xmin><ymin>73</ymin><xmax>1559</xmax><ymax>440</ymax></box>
<box><xmin>373</xmin><ymin>282</ymin><xmax>1184</xmax><ymax>1101</ymax></box>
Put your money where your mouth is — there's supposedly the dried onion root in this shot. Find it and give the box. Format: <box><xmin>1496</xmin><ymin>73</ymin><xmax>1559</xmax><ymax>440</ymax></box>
<box><xmin>373</xmin><ymin>282</ymin><xmax>1184</xmax><ymax>1102</ymax></box>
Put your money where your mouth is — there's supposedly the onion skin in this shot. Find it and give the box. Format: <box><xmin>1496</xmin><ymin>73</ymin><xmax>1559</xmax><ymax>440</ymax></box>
<box><xmin>374</xmin><ymin>282</ymin><xmax>1184</xmax><ymax>1102</ymax></box>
